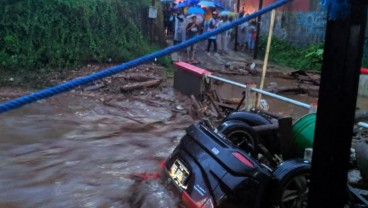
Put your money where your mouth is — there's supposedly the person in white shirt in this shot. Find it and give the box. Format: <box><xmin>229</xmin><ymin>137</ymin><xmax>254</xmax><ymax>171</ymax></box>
<box><xmin>174</xmin><ymin>10</ymin><xmax>185</xmax><ymax>45</ymax></box>
<box><xmin>217</xmin><ymin>15</ymin><xmax>231</xmax><ymax>54</ymax></box>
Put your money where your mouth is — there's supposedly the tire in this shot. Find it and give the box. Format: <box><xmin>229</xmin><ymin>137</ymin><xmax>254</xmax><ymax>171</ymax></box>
<box><xmin>218</xmin><ymin>120</ymin><xmax>258</xmax><ymax>157</ymax></box>
<box><xmin>221</xmin><ymin>111</ymin><xmax>272</xmax><ymax>126</ymax></box>
<box><xmin>273</xmin><ymin>160</ymin><xmax>311</xmax><ymax>208</ymax></box>
<box><xmin>220</xmin><ymin>111</ymin><xmax>281</xmax><ymax>155</ymax></box>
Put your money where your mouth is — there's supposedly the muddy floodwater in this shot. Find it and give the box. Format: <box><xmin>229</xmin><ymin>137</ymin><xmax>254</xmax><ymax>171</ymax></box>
<box><xmin>0</xmin><ymin>87</ymin><xmax>194</xmax><ymax>208</ymax></box>
<box><xmin>0</xmin><ymin>76</ymin><xmax>367</xmax><ymax>208</ymax></box>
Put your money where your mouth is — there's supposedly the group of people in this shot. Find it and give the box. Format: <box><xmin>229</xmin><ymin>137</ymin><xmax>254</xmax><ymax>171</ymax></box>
<box><xmin>163</xmin><ymin>4</ymin><xmax>258</xmax><ymax>63</ymax></box>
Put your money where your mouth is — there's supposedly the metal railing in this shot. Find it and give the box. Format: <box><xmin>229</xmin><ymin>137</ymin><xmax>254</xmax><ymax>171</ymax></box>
<box><xmin>206</xmin><ymin>74</ymin><xmax>311</xmax><ymax>109</ymax></box>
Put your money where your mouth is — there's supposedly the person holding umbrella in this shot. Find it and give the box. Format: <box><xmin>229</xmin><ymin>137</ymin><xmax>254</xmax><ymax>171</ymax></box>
<box><xmin>173</xmin><ymin>9</ymin><xmax>185</xmax><ymax>45</ymax></box>
<box><xmin>186</xmin><ymin>15</ymin><xmax>200</xmax><ymax>63</ymax></box>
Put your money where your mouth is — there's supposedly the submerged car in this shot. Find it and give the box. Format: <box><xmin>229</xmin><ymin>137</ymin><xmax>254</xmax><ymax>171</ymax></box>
<box><xmin>162</xmin><ymin>111</ymin><xmax>311</xmax><ymax>208</ymax></box>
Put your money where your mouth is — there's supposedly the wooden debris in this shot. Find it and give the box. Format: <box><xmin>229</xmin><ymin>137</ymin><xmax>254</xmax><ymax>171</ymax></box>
<box><xmin>268</xmin><ymin>85</ymin><xmax>320</xmax><ymax>97</ymax></box>
<box><xmin>120</xmin><ymin>79</ymin><xmax>161</xmax><ymax>92</ymax></box>
<box><xmin>206</xmin><ymin>93</ymin><xmax>224</xmax><ymax>118</ymax></box>
<box><xmin>221</xmin><ymin>98</ymin><xmax>242</xmax><ymax>105</ymax></box>
<box><xmin>120</xmin><ymin>73</ymin><xmax>158</xmax><ymax>82</ymax></box>
<box><xmin>291</xmin><ymin>70</ymin><xmax>321</xmax><ymax>85</ymax></box>
<box><xmin>270</xmin><ymin>87</ymin><xmax>304</xmax><ymax>94</ymax></box>
<box><xmin>299</xmin><ymin>85</ymin><xmax>320</xmax><ymax>97</ymax></box>
<box><xmin>216</xmin><ymin>101</ymin><xmax>237</xmax><ymax>112</ymax></box>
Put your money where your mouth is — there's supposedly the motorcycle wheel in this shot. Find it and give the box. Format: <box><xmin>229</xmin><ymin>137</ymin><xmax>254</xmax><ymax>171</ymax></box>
<box><xmin>273</xmin><ymin>161</ymin><xmax>311</xmax><ymax>208</ymax></box>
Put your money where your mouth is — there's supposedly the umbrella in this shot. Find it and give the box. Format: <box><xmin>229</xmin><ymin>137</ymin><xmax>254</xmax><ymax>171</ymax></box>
<box><xmin>186</xmin><ymin>14</ymin><xmax>204</xmax><ymax>24</ymax></box>
<box><xmin>214</xmin><ymin>1</ymin><xmax>225</xmax><ymax>9</ymax></box>
<box><xmin>219</xmin><ymin>10</ymin><xmax>236</xmax><ymax>16</ymax></box>
<box><xmin>197</xmin><ymin>1</ymin><xmax>216</xmax><ymax>7</ymax></box>
<box><xmin>174</xmin><ymin>2</ymin><xmax>188</xmax><ymax>9</ymax></box>
<box><xmin>187</xmin><ymin>6</ymin><xmax>205</xmax><ymax>15</ymax></box>
<box><xmin>186</xmin><ymin>0</ymin><xmax>200</xmax><ymax>5</ymax></box>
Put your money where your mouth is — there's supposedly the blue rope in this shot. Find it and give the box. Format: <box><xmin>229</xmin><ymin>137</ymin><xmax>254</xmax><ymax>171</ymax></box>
<box><xmin>321</xmin><ymin>0</ymin><xmax>351</xmax><ymax>20</ymax></box>
<box><xmin>0</xmin><ymin>0</ymin><xmax>291</xmax><ymax>114</ymax></box>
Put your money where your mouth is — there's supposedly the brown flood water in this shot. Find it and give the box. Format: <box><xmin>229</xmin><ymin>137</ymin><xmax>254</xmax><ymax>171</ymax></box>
<box><xmin>0</xmin><ymin>88</ymin><xmax>193</xmax><ymax>208</ymax></box>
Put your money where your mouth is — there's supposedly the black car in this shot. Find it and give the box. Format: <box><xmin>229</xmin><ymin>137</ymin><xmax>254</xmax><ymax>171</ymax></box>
<box><xmin>162</xmin><ymin>111</ymin><xmax>311</xmax><ymax>208</ymax></box>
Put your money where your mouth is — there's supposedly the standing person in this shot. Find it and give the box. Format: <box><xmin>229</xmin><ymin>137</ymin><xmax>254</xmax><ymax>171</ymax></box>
<box><xmin>168</xmin><ymin>10</ymin><xmax>175</xmax><ymax>36</ymax></box>
<box><xmin>163</xmin><ymin>6</ymin><xmax>170</xmax><ymax>35</ymax></box>
<box><xmin>204</xmin><ymin>8</ymin><xmax>213</xmax><ymax>30</ymax></box>
<box><xmin>174</xmin><ymin>10</ymin><xmax>185</xmax><ymax>45</ymax></box>
<box><xmin>246</xmin><ymin>20</ymin><xmax>257</xmax><ymax>52</ymax></box>
<box><xmin>238</xmin><ymin>13</ymin><xmax>248</xmax><ymax>51</ymax></box>
<box><xmin>206</xmin><ymin>11</ymin><xmax>219</xmax><ymax>56</ymax></box>
<box><xmin>217</xmin><ymin>15</ymin><xmax>231</xmax><ymax>54</ymax></box>
<box><xmin>239</xmin><ymin>6</ymin><xmax>245</xmax><ymax>18</ymax></box>
<box><xmin>186</xmin><ymin>15</ymin><xmax>200</xmax><ymax>63</ymax></box>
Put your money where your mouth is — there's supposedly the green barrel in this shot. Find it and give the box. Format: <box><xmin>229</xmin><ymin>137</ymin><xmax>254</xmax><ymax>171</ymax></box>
<box><xmin>292</xmin><ymin>113</ymin><xmax>316</xmax><ymax>155</ymax></box>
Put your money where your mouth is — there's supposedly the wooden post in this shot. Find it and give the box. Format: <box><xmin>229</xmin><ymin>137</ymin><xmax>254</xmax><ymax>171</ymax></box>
<box><xmin>256</xmin><ymin>9</ymin><xmax>276</xmax><ymax>107</ymax></box>
<box><xmin>245</xmin><ymin>83</ymin><xmax>257</xmax><ymax>111</ymax></box>
<box><xmin>308</xmin><ymin>2</ymin><xmax>368</xmax><ymax>208</ymax></box>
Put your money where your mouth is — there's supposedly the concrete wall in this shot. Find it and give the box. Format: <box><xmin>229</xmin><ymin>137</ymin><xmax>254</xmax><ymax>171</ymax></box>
<box><xmin>259</xmin><ymin>0</ymin><xmax>326</xmax><ymax>46</ymax></box>
<box><xmin>216</xmin><ymin>0</ymin><xmax>326</xmax><ymax>46</ymax></box>
<box><xmin>260</xmin><ymin>10</ymin><xmax>326</xmax><ymax>46</ymax></box>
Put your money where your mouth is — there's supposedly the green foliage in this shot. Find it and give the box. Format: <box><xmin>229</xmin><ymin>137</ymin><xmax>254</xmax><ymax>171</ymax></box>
<box><xmin>0</xmin><ymin>0</ymin><xmax>163</xmax><ymax>75</ymax></box>
<box><xmin>259</xmin><ymin>37</ymin><xmax>324</xmax><ymax>71</ymax></box>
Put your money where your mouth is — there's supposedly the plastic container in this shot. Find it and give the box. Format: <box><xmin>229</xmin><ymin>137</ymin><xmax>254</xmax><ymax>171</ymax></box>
<box><xmin>309</xmin><ymin>102</ymin><xmax>318</xmax><ymax>114</ymax></box>
<box><xmin>292</xmin><ymin>113</ymin><xmax>316</xmax><ymax>155</ymax></box>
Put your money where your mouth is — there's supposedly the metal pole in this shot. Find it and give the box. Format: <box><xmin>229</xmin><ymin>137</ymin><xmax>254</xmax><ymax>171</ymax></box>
<box><xmin>358</xmin><ymin>122</ymin><xmax>368</xmax><ymax>128</ymax></box>
<box><xmin>251</xmin><ymin>88</ymin><xmax>310</xmax><ymax>109</ymax></box>
<box><xmin>207</xmin><ymin>74</ymin><xmax>247</xmax><ymax>89</ymax></box>
<box><xmin>308</xmin><ymin>1</ymin><xmax>368</xmax><ymax>207</ymax></box>
<box><xmin>253</xmin><ymin>0</ymin><xmax>264</xmax><ymax>59</ymax></box>
<box><xmin>206</xmin><ymin>74</ymin><xmax>310</xmax><ymax>109</ymax></box>
<box><xmin>234</xmin><ymin>0</ymin><xmax>241</xmax><ymax>51</ymax></box>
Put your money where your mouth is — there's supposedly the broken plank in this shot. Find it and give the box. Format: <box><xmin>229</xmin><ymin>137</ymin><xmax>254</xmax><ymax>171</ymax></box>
<box><xmin>120</xmin><ymin>79</ymin><xmax>161</xmax><ymax>92</ymax></box>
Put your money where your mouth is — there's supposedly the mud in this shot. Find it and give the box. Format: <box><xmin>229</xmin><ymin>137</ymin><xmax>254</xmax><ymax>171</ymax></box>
<box><xmin>0</xmin><ymin>66</ymin><xmax>195</xmax><ymax>207</ymax></box>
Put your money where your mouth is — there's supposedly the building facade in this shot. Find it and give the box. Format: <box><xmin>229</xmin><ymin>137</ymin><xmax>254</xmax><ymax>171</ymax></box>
<box><xmin>217</xmin><ymin>0</ymin><xmax>326</xmax><ymax>46</ymax></box>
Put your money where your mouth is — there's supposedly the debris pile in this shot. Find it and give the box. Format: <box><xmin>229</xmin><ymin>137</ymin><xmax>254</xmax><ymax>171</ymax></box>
<box><xmin>220</xmin><ymin>61</ymin><xmax>321</xmax><ymax>97</ymax></box>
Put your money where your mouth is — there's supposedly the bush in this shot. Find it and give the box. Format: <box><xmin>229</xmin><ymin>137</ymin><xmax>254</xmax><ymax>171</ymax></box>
<box><xmin>259</xmin><ymin>37</ymin><xmax>324</xmax><ymax>71</ymax></box>
<box><xmin>0</xmin><ymin>0</ymin><xmax>163</xmax><ymax>74</ymax></box>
